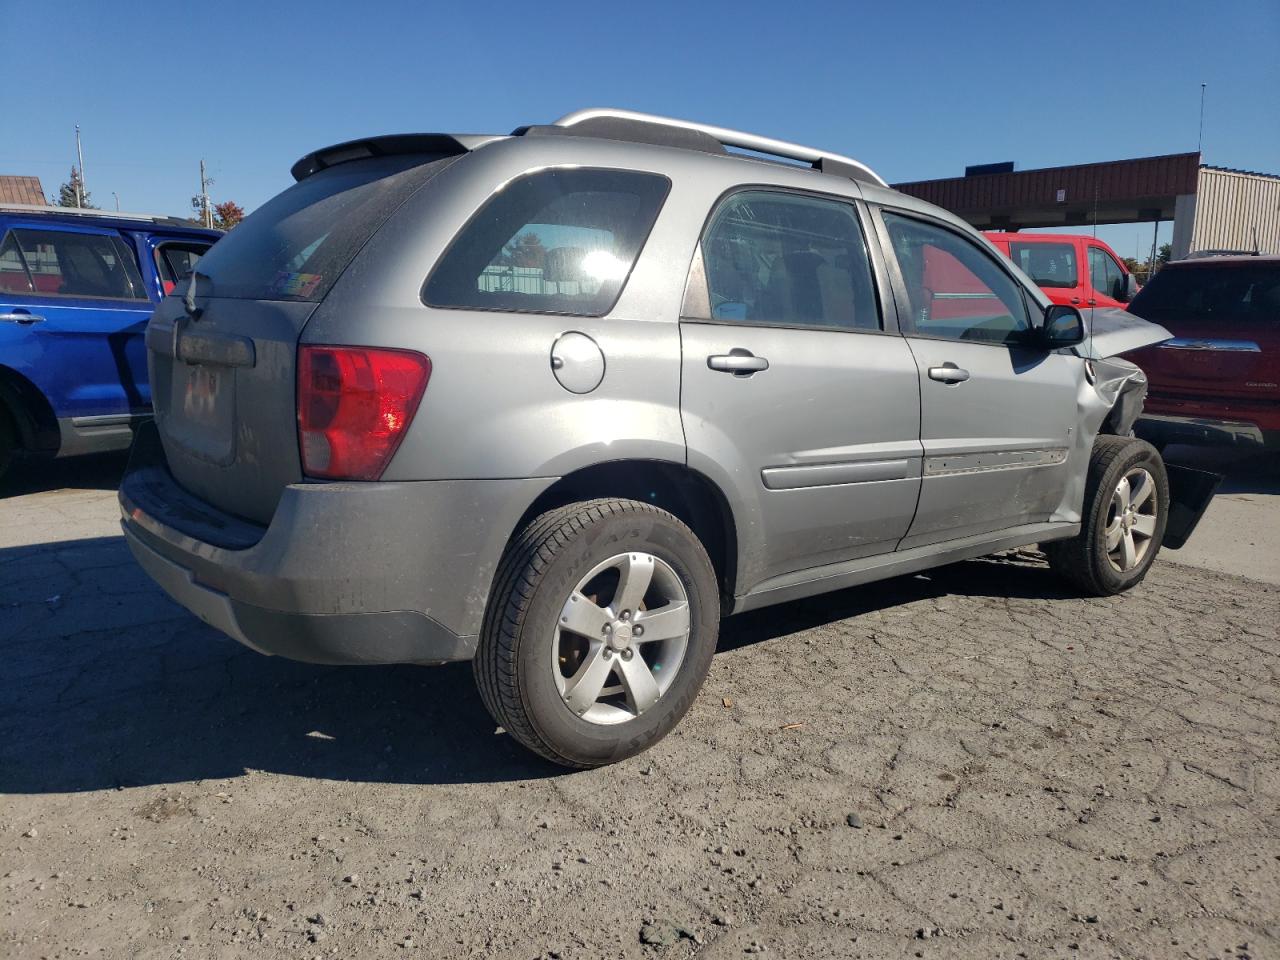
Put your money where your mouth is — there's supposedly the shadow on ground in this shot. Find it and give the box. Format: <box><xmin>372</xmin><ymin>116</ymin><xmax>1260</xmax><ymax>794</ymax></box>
<box><xmin>1161</xmin><ymin>443</ymin><xmax>1280</xmax><ymax>496</ymax></box>
<box><xmin>0</xmin><ymin>532</ymin><xmax>1067</xmax><ymax>795</ymax></box>
<box><xmin>2</xmin><ymin>451</ymin><xmax>129</xmax><ymax>498</ymax></box>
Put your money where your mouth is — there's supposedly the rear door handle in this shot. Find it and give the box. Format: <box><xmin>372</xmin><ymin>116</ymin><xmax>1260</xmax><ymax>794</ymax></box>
<box><xmin>0</xmin><ymin>311</ymin><xmax>45</xmax><ymax>324</ymax></box>
<box><xmin>928</xmin><ymin>363</ymin><xmax>970</xmax><ymax>384</ymax></box>
<box><xmin>708</xmin><ymin>350</ymin><xmax>769</xmax><ymax>376</ymax></box>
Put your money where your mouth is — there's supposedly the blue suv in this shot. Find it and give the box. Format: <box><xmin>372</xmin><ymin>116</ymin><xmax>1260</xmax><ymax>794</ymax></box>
<box><xmin>0</xmin><ymin>205</ymin><xmax>219</xmax><ymax>479</ymax></box>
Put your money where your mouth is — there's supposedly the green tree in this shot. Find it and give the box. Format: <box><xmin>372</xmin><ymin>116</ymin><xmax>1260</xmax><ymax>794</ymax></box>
<box><xmin>51</xmin><ymin>167</ymin><xmax>95</xmax><ymax>208</ymax></box>
<box><xmin>1157</xmin><ymin>243</ymin><xmax>1172</xmax><ymax>266</ymax></box>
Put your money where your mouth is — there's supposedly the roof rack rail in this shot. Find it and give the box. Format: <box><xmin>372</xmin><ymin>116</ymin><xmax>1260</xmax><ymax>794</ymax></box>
<box><xmin>550</xmin><ymin>108</ymin><xmax>888</xmax><ymax>188</ymax></box>
<box><xmin>0</xmin><ymin>202</ymin><xmax>203</xmax><ymax>227</ymax></box>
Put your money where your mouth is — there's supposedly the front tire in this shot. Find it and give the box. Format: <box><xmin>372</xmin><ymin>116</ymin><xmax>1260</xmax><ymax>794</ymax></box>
<box><xmin>475</xmin><ymin>499</ymin><xmax>720</xmax><ymax>768</ymax></box>
<box><xmin>1045</xmin><ymin>435</ymin><xmax>1169</xmax><ymax>595</ymax></box>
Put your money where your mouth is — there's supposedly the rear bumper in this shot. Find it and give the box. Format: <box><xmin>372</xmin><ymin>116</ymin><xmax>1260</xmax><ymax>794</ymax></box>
<box><xmin>119</xmin><ymin>425</ymin><xmax>554</xmax><ymax>665</ymax></box>
<box><xmin>1135</xmin><ymin>413</ymin><xmax>1269</xmax><ymax>448</ymax></box>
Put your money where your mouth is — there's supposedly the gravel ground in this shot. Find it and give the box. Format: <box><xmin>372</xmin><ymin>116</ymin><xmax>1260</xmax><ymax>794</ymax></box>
<box><xmin>1</xmin><ymin>455</ymin><xmax>1278</xmax><ymax>960</ymax></box>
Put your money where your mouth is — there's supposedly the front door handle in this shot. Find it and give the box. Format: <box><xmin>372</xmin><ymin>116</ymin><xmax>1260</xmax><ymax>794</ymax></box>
<box><xmin>0</xmin><ymin>311</ymin><xmax>45</xmax><ymax>324</ymax></box>
<box><xmin>1069</xmin><ymin>297</ymin><xmax>1081</xmax><ymax>305</ymax></box>
<box><xmin>928</xmin><ymin>363</ymin><xmax>970</xmax><ymax>384</ymax></box>
<box><xmin>708</xmin><ymin>350</ymin><xmax>769</xmax><ymax>376</ymax></box>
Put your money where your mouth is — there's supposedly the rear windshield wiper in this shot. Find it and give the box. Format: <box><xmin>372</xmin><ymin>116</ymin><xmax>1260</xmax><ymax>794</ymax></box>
<box><xmin>184</xmin><ymin>271</ymin><xmax>211</xmax><ymax>320</ymax></box>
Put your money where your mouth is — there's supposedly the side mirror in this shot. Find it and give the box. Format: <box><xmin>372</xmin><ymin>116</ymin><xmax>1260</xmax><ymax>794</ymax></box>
<box><xmin>1039</xmin><ymin>304</ymin><xmax>1085</xmax><ymax>348</ymax></box>
<box><xmin>1119</xmin><ymin>274</ymin><xmax>1139</xmax><ymax>303</ymax></box>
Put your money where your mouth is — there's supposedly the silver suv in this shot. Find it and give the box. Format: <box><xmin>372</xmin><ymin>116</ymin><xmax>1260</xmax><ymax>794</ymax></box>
<box><xmin>121</xmin><ymin>109</ymin><xmax>1184</xmax><ymax>768</ymax></box>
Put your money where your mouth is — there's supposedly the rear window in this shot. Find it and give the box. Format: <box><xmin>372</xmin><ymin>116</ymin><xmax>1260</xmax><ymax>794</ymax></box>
<box><xmin>1008</xmin><ymin>241</ymin><xmax>1077</xmax><ymax>289</ymax></box>
<box><xmin>423</xmin><ymin>168</ymin><xmax>670</xmax><ymax>316</ymax></box>
<box><xmin>190</xmin><ymin>154</ymin><xmax>453</xmax><ymax>302</ymax></box>
<box><xmin>1129</xmin><ymin>263</ymin><xmax>1280</xmax><ymax>322</ymax></box>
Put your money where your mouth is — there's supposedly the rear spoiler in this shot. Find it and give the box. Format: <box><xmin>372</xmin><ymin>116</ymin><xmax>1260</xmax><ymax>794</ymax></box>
<box><xmin>290</xmin><ymin>133</ymin><xmax>505</xmax><ymax>181</ymax></box>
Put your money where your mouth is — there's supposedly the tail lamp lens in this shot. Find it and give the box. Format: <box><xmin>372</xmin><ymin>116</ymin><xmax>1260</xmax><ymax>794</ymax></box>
<box><xmin>297</xmin><ymin>345</ymin><xmax>431</xmax><ymax>481</ymax></box>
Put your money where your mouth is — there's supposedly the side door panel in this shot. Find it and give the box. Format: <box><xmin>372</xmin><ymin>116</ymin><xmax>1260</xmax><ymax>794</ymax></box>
<box><xmin>0</xmin><ymin>223</ymin><xmax>154</xmax><ymax>419</ymax></box>
<box><xmin>875</xmin><ymin>208</ymin><xmax>1082</xmax><ymax>548</ymax></box>
<box><xmin>678</xmin><ymin>190</ymin><xmax>923</xmax><ymax>594</ymax></box>
<box><xmin>682</xmin><ymin>323</ymin><xmax>922</xmax><ymax>587</ymax></box>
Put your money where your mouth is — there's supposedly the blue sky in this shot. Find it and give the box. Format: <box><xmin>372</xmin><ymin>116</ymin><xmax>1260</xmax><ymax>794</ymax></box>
<box><xmin>7</xmin><ymin>0</ymin><xmax>1278</xmax><ymax>257</ymax></box>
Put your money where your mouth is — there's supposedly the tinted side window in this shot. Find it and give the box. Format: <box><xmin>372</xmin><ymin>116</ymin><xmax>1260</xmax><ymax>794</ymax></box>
<box><xmin>1009</xmin><ymin>241</ymin><xmax>1078</xmax><ymax>289</ymax></box>
<box><xmin>155</xmin><ymin>242</ymin><xmax>211</xmax><ymax>292</ymax></box>
<box><xmin>882</xmin><ymin>212</ymin><xmax>1029</xmax><ymax>345</ymax></box>
<box><xmin>0</xmin><ymin>231</ymin><xmax>33</xmax><ymax>294</ymax></box>
<box><xmin>698</xmin><ymin>191</ymin><xmax>879</xmax><ymax>330</ymax></box>
<box><xmin>12</xmin><ymin>229</ymin><xmax>147</xmax><ymax>300</ymax></box>
<box><xmin>424</xmin><ymin>168</ymin><xmax>670</xmax><ymax>317</ymax></box>
<box><xmin>1088</xmin><ymin>246</ymin><xmax>1124</xmax><ymax>300</ymax></box>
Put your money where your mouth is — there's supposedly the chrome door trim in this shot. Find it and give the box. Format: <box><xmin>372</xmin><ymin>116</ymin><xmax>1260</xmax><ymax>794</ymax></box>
<box><xmin>1157</xmin><ymin>337</ymin><xmax>1261</xmax><ymax>353</ymax></box>
<box><xmin>761</xmin><ymin>458</ymin><xmax>912</xmax><ymax>490</ymax></box>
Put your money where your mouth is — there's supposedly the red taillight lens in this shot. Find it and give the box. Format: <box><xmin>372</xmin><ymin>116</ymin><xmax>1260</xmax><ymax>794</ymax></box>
<box><xmin>297</xmin><ymin>345</ymin><xmax>431</xmax><ymax>481</ymax></box>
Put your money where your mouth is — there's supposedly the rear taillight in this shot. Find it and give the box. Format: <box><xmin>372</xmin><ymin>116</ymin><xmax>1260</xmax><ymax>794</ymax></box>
<box><xmin>297</xmin><ymin>345</ymin><xmax>431</xmax><ymax>481</ymax></box>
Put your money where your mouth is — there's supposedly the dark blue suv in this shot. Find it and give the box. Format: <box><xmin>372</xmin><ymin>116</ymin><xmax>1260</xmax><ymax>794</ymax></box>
<box><xmin>0</xmin><ymin>205</ymin><xmax>220</xmax><ymax>479</ymax></box>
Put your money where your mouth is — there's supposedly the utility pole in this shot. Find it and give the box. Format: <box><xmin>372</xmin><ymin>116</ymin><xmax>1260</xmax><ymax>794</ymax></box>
<box><xmin>74</xmin><ymin>125</ymin><xmax>85</xmax><ymax>208</ymax></box>
<box><xmin>112</xmin><ymin>191</ymin><xmax>120</xmax><ymax>212</ymax></box>
<box><xmin>1197</xmin><ymin>82</ymin><xmax>1207</xmax><ymax>156</ymax></box>
<box><xmin>199</xmin><ymin>159</ymin><xmax>213</xmax><ymax>229</ymax></box>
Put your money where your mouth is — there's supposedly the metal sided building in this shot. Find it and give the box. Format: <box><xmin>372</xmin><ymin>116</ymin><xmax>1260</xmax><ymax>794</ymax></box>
<box><xmin>894</xmin><ymin>153</ymin><xmax>1280</xmax><ymax>259</ymax></box>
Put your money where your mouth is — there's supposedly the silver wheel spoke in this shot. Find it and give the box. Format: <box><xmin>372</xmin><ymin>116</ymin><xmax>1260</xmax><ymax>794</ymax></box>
<box><xmin>1130</xmin><ymin>472</ymin><xmax>1155</xmax><ymax>508</ymax></box>
<box><xmin>1105</xmin><ymin>517</ymin><xmax>1124</xmax><ymax>550</ymax></box>
<box><xmin>559</xmin><ymin>591</ymin><xmax>610</xmax><ymax>639</ymax></box>
<box><xmin>1120</xmin><ymin>529</ymin><xmax>1138</xmax><ymax>570</ymax></box>
<box><xmin>1115</xmin><ymin>476</ymin><xmax>1132</xmax><ymax>510</ymax></box>
<box><xmin>616</xmin><ymin>653</ymin><xmax>660</xmax><ymax>714</ymax></box>
<box><xmin>1132</xmin><ymin>513</ymin><xmax>1157</xmax><ymax>538</ymax></box>
<box><xmin>564</xmin><ymin>645</ymin><xmax>614</xmax><ymax>714</ymax></box>
<box><xmin>611</xmin><ymin>553</ymin><xmax>655</xmax><ymax>616</ymax></box>
<box><xmin>634</xmin><ymin>601</ymin><xmax>690</xmax><ymax>643</ymax></box>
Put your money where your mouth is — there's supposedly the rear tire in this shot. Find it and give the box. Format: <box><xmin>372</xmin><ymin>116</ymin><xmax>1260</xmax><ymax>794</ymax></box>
<box><xmin>1045</xmin><ymin>435</ymin><xmax>1169</xmax><ymax>596</ymax></box>
<box><xmin>474</xmin><ymin>498</ymin><xmax>719</xmax><ymax>768</ymax></box>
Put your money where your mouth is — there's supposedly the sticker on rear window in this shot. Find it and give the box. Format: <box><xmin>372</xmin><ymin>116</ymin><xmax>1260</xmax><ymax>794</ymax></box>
<box><xmin>270</xmin><ymin>271</ymin><xmax>324</xmax><ymax>299</ymax></box>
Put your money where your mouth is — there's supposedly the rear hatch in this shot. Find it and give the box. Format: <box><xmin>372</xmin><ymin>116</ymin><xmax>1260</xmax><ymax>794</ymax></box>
<box><xmin>1125</xmin><ymin>259</ymin><xmax>1280</xmax><ymax>402</ymax></box>
<box><xmin>148</xmin><ymin>153</ymin><xmax>456</xmax><ymax>524</ymax></box>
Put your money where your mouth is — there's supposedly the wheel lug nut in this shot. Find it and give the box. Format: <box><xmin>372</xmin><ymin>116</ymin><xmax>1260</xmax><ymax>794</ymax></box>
<box><xmin>633</xmin><ymin>625</ymin><xmax>644</xmax><ymax>637</ymax></box>
<box><xmin>620</xmin><ymin>610</ymin><xmax>630</xmax><ymax>620</ymax></box>
<box><xmin>603</xmin><ymin>648</ymin><xmax>612</xmax><ymax>659</ymax></box>
<box><xmin>622</xmin><ymin>649</ymin><xmax>633</xmax><ymax>661</ymax></box>
<box><xmin>603</xmin><ymin>623</ymin><xmax>611</xmax><ymax>633</ymax></box>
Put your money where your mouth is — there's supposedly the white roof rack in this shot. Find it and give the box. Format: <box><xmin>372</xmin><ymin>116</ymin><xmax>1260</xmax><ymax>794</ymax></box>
<box><xmin>553</xmin><ymin>108</ymin><xmax>888</xmax><ymax>188</ymax></box>
<box><xmin>0</xmin><ymin>202</ymin><xmax>201</xmax><ymax>225</ymax></box>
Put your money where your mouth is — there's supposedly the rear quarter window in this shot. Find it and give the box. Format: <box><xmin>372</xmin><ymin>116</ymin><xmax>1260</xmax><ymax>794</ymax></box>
<box><xmin>423</xmin><ymin>168</ymin><xmax>670</xmax><ymax>317</ymax></box>
<box><xmin>190</xmin><ymin>154</ymin><xmax>455</xmax><ymax>302</ymax></box>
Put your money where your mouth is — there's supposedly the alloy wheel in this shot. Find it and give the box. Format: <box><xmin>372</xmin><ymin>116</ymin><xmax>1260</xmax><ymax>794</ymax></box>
<box><xmin>552</xmin><ymin>552</ymin><xmax>691</xmax><ymax>725</ymax></box>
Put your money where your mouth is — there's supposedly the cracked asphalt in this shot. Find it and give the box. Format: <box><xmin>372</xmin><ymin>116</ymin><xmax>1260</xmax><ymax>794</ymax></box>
<box><xmin>2</xmin><ymin>451</ymin><xmax>1278</xmax><ymax>960</ymax></box>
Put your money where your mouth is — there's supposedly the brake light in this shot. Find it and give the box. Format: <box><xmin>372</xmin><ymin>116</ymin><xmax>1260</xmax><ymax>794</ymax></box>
<box><xmin>297</xmin><ymin>345</ymin><xmax>431</xmax><ymax>480</ymax></box>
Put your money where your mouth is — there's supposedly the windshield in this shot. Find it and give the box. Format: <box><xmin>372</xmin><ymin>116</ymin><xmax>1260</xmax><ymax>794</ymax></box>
<box><xmin>188</xmin><ymin>154</ymin><xmax>454</xmax><ymax>301</ymax></box>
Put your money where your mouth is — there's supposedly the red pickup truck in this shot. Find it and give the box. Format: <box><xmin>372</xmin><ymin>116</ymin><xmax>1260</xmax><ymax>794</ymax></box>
<box><xmin>986</xmin><ymin>232</ymin><xmax>1139</xmax><ymax>309</ymax></box>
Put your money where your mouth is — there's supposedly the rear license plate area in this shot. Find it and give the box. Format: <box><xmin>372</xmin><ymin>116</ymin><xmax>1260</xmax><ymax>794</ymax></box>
<box><xmin>166</xmin><ymin>361</ymin><xmax>236</xmax><ymax>465</ymax></box>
